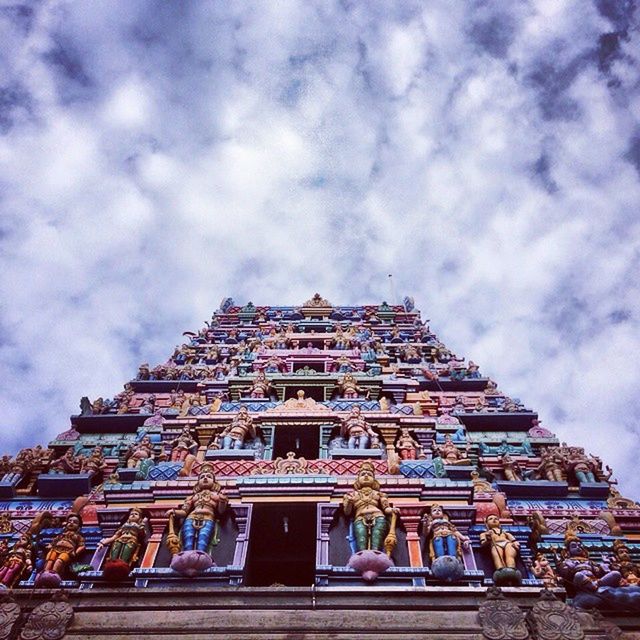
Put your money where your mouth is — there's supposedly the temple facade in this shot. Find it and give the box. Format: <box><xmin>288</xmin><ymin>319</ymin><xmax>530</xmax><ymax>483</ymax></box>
<box><xmin>0</xmin><ymin>295</ymin><xmax>639</xmax><ymax>639</ymax></box>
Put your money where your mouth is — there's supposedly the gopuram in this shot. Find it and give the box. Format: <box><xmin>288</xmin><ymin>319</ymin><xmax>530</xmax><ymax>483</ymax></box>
<box><xmin>1</xmin><ymin>295</ymin><xmax>639</xmax><ymax>639</ymax></box>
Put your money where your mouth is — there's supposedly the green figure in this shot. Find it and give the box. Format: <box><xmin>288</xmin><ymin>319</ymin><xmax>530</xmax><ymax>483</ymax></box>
<box><xmin>343</xmin><ymin>462</ymin><xmax>395</xmax><ymax>551</ymax></box>
<box><xmin>99</xmin><ymin>507</ymin><xmax>147</xmax><ymax>566</ymax></box>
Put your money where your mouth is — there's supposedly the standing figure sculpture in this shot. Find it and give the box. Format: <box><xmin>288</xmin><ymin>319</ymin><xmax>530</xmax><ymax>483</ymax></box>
<box><xmin>433</xmin><ymin>435</ymin><xmax>469</xmax><ymax>466</ymax></box>
<box><xmin>340</xmin><ymin>406</ymin><xmax>379</xmax><ymax>450</ymax></box>
<box><xmin>35</xmin><ymin>513</ymin><xmax>86</xmax><ymax>588</ymax></box>
<box><xmin>126</xmin><ymin>435</ymin><xmax>155</xmax><ymax>469</ymax></box>
<box><xmin>421</xmin><ymin>504</ymin><xmax>470</xmax><ymax>581</ymax></box>
<box><xmin>166</xmin><ymin>463</ymin><xmax>228</xmax><ymax>576</ymax></box>
<box><xmin>98</xmin><ymin>507</ymin><xmax>148</xmax><ymax>581</ymax></box>
<box><xmin>342</xmin><ymin>462</ymin><xmax>397</xmax><ymax>581</ymax></box>
<box><xmin>480</xmin><ymin>514</ymin><xmax>522</xmax><ymax>586</ymax></box>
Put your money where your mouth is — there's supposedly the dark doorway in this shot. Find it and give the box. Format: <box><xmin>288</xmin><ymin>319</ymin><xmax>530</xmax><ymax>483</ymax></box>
<box><xmin>272</xmin><ymin>424</ymin><xmax>320</xmax><ymax>460</ymax></box>
<box><xmin>244</xmin><ymin>503</ymin><xmax>317</xmax><ymax>586</ymax></box>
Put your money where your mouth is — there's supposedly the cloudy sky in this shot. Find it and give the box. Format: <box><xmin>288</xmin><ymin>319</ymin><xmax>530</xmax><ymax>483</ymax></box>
<box><xmin>1</xmin><ymin>0</ymin><xmax>639</xmax><ymax>495</ymax></box>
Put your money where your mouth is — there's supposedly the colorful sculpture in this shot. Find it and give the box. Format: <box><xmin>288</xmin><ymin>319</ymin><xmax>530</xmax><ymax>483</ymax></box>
<box><xmin>214</xmin><ymin>406</ymin><xmax>256</xmax><ymax>450</ymax></box>
<box><xmin>0</xmin><ymin>534</ymin><xmax>33</xmax><ymax>588</ymax></box>
<box><xmin>421</xmin><ymin>504</ymin><xmax>469</xmax><ymax>581</ymax></box>
<box><xmin>98</xmin><ymin>507</ymin><xmax>148</xmax><ymax>581</ymax></box>
<box><xmin>342</xmin><ymin>462</ymin><xmax>397</xmax><ymax>581</ymax></box>
<box><xmin>480</xmin><ymin>515</ymin><xmax>522</xmax><ymax>586</ymax></box>
<box><xmin>166</xmin><ymin>464</ymin><xmax>228</xmax><ymax>576</ymax></box>
<box><xmin>35</xmin><ymin>513</ymin><xmax>86</xmax><ymax>588</ymax></box>
<box><xmin>339</xmin><ymin>406</ymin><xmax>378</xmax><ymax>450</ymax></box>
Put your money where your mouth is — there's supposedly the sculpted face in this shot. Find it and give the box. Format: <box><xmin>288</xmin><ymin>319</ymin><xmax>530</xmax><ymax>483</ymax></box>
<box><xmin>485</xmin><ymin>515</ymin><xmax>500</xmax><ymax>529</ymax></box>
<box><xmin>198</xmin><ymin>469</ymin><xmax>215</xmax><ymax>489</ymax></box>
<box><xmin>430</xmin><ymin>505</ymin><xmax>444</xmax><ymax>518</ymax></box>
<box><xmin>358</xmin><ymin>467</ymin><xmax>375</xmax><ymax>487</ymax></box>
<box><xmin>129</xmin><ymin>509</ymin><xmax>143</xmax><ymax>524</ymax></box>
<box><xmin>66</xmin><ymin>515</ymin><xmax>81</xmax><ymax>532</ymax></box>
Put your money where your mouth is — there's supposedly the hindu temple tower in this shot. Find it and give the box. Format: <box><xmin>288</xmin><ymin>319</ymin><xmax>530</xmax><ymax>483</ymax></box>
<box><xmin>0</xmin><ymin>295</ymin><xmax>639</xmax><ymax>639</ymax></box>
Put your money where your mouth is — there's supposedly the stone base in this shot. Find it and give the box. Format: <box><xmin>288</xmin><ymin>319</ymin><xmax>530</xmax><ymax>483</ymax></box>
<box><xmin>330</xmin><ymin>449</ymin><xmax>383</xmax><ymax>460</ymax></box>
<box><xmin>170</xmin><ymin>550</ymin><xmax>214</xmax><ymax>577</ymax></box>
<box><xmin>347</xmin><ymin>550</ymin><xmax>393</xmax><ymax>582</ymax></box>
<box><xmin>205</xmin><ymin>449</ymin><xmax>257</xmax><ymax>461</ymax></box>
<box><xmin>430</xmin><ymin>556</ymin><xmax>465</xmax><ymax>582</ymax></box>
<box><xmin>493</xmin><ymin>567</ymin><xmax>522</xmax><ymax>586</ymax></box>
<box><xmin>34</xmin><ymin>571</ymin><xmax>61</xmax><ymax>589</ymax></box>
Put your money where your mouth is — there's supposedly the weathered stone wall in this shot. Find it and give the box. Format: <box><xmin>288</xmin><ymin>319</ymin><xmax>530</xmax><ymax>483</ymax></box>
<box><xmin>6</xmin><ymin>586</ymin><xmax>640</xmax><ymax>639</ymax></box>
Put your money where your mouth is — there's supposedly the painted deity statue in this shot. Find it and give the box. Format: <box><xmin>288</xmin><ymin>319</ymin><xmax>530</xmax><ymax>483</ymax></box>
<box><xmin>501</xmin><ymin>454</ymin><xmax>522</xmax><ymax>482</ymax></box>
<box><xmin>335</xmin><ymin>373</ymin><xmax>368</xmax><ymax>399</ymax></box>
<box><xmin>49</xmin><ymin>447</ymin><xmax>83</xmax><ymax>474</ymax></box>
<box><xmin>216</xmin><ymin>406</ymin><xmax>256</xmax><ymax>450</ymax></box>
<box><xmin>480</xmin><ymin>514</ymin><xmax>522</xmax><ymax>585</ymax></box>
<box><xmin>167</xmin><ymin>464</ymin><xmax>228</xmax><ymax>575</ymax></box>
<box><xmin>340</xmin><ymin>406</ymin><xmax>378</xmax><ymax>450</ymax></box>
<box><xmin>36</xmin><ymin>513</ymin><xmax>86</xmax><ymax>588</ymax></box>
<box><xmin>422</xmin><ymin>504</ymin><xmax>470</xmax><ymax>561</ymax></box>
<box><xmin>126</xmin><ymin>435</ymin><xmax>154</xmax><ymax>469</ymax></box>
<box><xmin>342</xmin><ymin>463</ymin><xmax>395</xmax><ymax>553</ymax></box>
<box><xmin>433</xmin><ymin>435</ymin><xmax>469</xmax><ymax>466</ymax></box>
<box><xmin>535</xmin><ymin>448</ymin><xmax>565</xmax><ymax>482</ymax></box>
<box><xmin>244</xmin><ymin>370</ymin><xmax>273</xmax><ymax>399</ymax></box>
<box><xmin>395</xmin><ymin>428</ymin><xmax>422</xmax><ymax>460</ymax></box>
<box><xmin>531</xmin><ymin>552</ymin><xmax>559</xmax><ymax>588</ymax></box>
<box><xmin>81</xmin><ymin>446</ymin><xmax>106</xmax><ymax>477</ymax></box>
<box><xmin>170</xmin><ymin>426</ymin><xmax>199</xmax><ymax>462</ymax></box>
<box><xmin>98</xmin><ymin>507</ymin><xmax>147</xmax><ymax>581</ymax></box>
<box><xmin>0</xmin><ymin>534</ymin><xmax>33</xmax><ymax>588</ymax></box>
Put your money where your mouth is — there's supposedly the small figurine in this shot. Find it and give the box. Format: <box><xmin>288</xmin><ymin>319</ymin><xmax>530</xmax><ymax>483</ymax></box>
<box><xmin>214</xmin><ymin>406</ymin><xmax>256</xmax><ymax>450</ymax></box>
<box><xmin>49</xmin><ymin>447</ymin><xmax>82</xmax><ymax>474</ymax></box>
<box><xmin>80</xmin><ymin>446</ymin><xmax>107</xmax><ymax>477</ymax></box>
<box><xmin>340</xmin><ymin>406</ymin><xmax>379</xmax><ymax>450</ymax></box>
<box><xmin>433</xmin><ymin>435</ymin><xmax>469</xmax><ymax>466</ymax></box>
<box><xmin>531</xmin><ymin>552</ymin><xmax>559</xmax><ymax>588</ymax></box>
<box><xmin>169</xmin><ymin>426</ymin><xmax>199</xmax><ymax>462</ymax></box>
<box><xmin>126</xmin><ymin>435</ymin><xmax>155</xmax><ymax>469</ymax></box>
<box><xmin>335</xmin><ymin>373</ymin><xmax>369</xmax><ymax>399</ymax></box>
<box><xmin>500</xmin><ymin>454</ymin><xmax>522</xmax><ymax>482</ymax></box>
<box><xmin>480</xmin><ymin>514</ymin><xmax>522</xmax><ymax>586</ymax></box>
<box><xmin>395</xmin><ymin>428</ymin><xmax>422</xmax><ymax>460</ymax></box>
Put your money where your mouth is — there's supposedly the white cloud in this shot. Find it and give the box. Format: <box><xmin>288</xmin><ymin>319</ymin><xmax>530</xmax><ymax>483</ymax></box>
<box><xmin>0</xmin><ymin>0</ymin><xmax>639</xmax><ymax>498</ymax></box>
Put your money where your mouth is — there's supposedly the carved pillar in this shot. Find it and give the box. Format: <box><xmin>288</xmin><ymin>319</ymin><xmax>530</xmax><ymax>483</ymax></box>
<box><xmin>527</xmin><ymin>589</ymin><xmax>584</xmax><ymax>640</ymax></box>
<box><xmin>20</xmin><ymin>592</ymin><xmax>73</xmax><ymax>640</ymax></box>
<box><xmin>139</xmin><ymin>511</ymin><xmax>168</xmax><ymax>569</ymax></box>
<box><xmin>231</xmin><ymin>504</ymin><xmax>251</xmax><ymax>566</ymax></box>
<box><xmin>478</xmin><ymin>586</ymin><xmax>529</xmax><ymax>640</ymax></box>
<box><xmin>398</xmin><ymin>506</ymin><xmax>423</xmax><ymax>567</ymax></box>
<box><xmin>317</xmin><ymin>504</ymin><xmax>338</xmax><ymax>565</ymax></box>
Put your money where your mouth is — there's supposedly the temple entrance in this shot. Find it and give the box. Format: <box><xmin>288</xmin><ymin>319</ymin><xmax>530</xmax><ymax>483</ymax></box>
<box><xmin>272</xmin><ymin>423</ymin><xmax>320</xmax><ymax>460</ymax></box>
<box><xmin>244</xmin><ymin>503</ymin><xmax>317</xmax><ymax>586</ymax></box>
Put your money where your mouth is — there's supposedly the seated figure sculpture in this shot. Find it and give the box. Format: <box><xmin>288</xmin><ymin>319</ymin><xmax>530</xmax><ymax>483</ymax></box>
<box><xmin>421</xmin><ymin>504</ymin><xmax>470</xmax><ymax>581</ymax></box>
<box><xmin>242</xmin><ymin>370</ymin><xmax>273</xmax><ymax>399</ymax></box>
<box><xmin>215</xmin><ymin>406</ymin><xmax>256</xmax><ymax>450</ymax></box>
<box><xmin>433</xmin><ymin>435</ymin><xmax>469</xmax><ymax>466</ymax></box>
<box><xmin>170</xmin><ymin>426</ymin><xmax>199</xmax><ymax>462</ymax></box>
<box><xmin>335</xmin><ymin>373</ymin><xmax>369</xmax><ymax>399</ymax></box>
<box><xmin>395</xmin><ymin>428</ymin><xmax>422</xmax><ymax>460</ymax></box>
<box><xmin>340</xmin><ymin>406</ymin><xmax>378</xmax><ymax>450</ymax></box>
<box><xmin>126</xmin><ymin>435</ymin><xmax>155</xmax><ymax>469</ymax></box>
<box><xmin>166</xmin><ymin>464</ymin><xmax>228</xmax><ymax>576</ymax></box>
<box><xmin>342</xmin><ymin>462</ymin><xmax>397</xmax><ymax>581</ymax></box>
